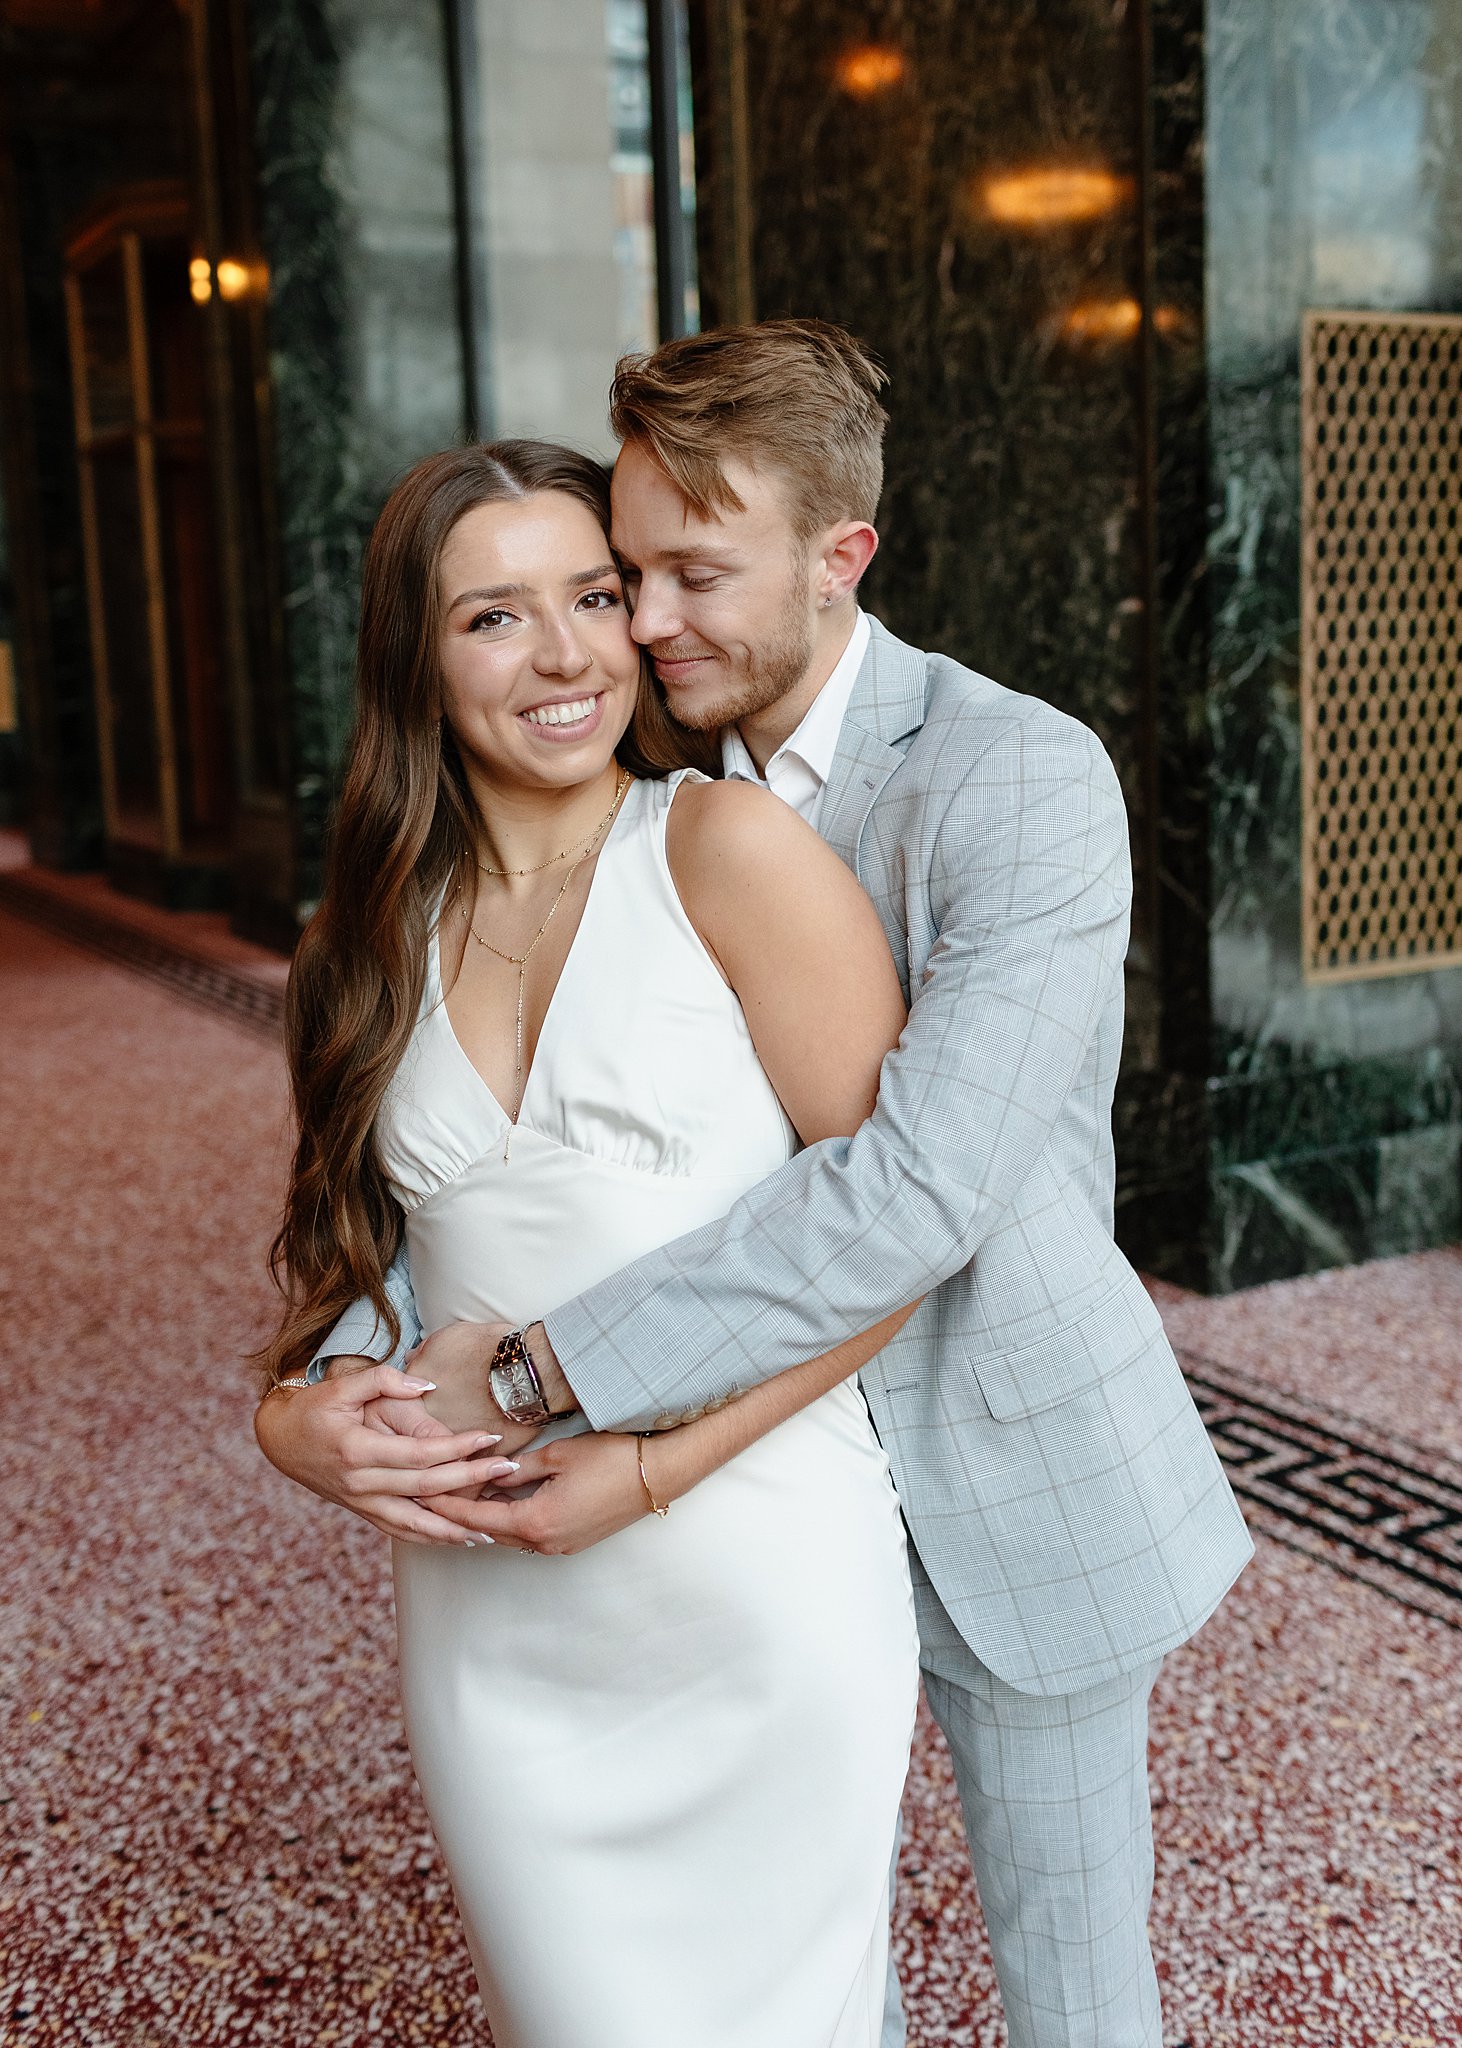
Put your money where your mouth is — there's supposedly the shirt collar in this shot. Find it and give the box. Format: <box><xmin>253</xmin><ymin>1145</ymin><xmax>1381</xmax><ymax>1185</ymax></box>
<box><xmin>721</xmin><ymin>609</ymin><xmax>872</xmax><ymax>792</ymax></box>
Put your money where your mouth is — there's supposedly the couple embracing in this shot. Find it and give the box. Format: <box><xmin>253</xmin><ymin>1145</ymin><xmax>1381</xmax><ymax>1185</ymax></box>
<box><xmin>256</xmin><ymin>319</ymin><xmax>1251</xmax><ymax>2048</ymax></box>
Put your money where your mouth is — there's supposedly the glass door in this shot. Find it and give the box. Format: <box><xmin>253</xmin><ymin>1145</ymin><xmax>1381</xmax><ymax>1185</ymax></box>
<box><xmin>64</xmin><ymin>182</ymin><xmax>230</xmax><ymax>888</ymax></box>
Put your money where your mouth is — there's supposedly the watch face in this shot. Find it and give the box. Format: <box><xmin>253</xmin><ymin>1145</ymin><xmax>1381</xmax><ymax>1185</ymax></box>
<box><xmin>492</xmin><ymin>1351</ymin><xmax>547</xmax><ymax>1425</ymax></box>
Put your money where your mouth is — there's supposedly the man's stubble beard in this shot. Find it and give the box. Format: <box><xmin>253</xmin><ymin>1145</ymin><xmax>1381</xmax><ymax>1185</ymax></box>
<box><xmin>667</xmin><ymin>569</ymin><xmax>816</xmax><ymax>734</ymax></box>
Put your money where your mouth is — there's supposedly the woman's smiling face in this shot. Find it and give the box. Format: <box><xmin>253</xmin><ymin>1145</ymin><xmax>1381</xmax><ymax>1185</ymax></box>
<box><xmin>436</xmin><ymin>492</ymin><xmax>641</xmax><ymax>795</ymax></box>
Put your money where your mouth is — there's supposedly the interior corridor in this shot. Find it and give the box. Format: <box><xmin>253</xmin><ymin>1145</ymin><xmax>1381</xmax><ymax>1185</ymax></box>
<box><xmin>3</xmin><ymin>904</ymin><xmax>1459</xmax><ymax>2047</ymax></box>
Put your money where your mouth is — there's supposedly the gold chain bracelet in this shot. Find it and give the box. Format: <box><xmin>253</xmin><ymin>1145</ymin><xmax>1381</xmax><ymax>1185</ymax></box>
<box><xmin>636</xmin><ymin>1434</ymin><xmax>669</xmax><ymax>1518</ymax></box>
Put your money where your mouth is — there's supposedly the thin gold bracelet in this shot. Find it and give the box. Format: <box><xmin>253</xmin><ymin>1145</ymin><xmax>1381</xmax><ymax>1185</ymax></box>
<box><xmin>636</xmin><ymin>1434</ymin><xmax>669</xmax><ymax>1518</ymax></box>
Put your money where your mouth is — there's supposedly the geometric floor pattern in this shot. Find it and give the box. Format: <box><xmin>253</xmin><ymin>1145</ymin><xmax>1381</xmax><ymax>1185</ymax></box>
<box><xmin>3</xmin><ymin>904</ymin><xmax>1459</xmax><ymax>2047</ymax></box>
<box><xmin>1184</xmin><ymin>1358</ymin><xmax>1462</xmax><ymax>1630</ymax></box>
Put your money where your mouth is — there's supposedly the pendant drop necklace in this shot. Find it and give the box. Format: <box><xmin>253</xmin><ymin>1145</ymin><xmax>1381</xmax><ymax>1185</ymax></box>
<box><xmin>467</xmin><ymin>770</ymin><xmax>631</xmax><ymax>1158</ymax></box>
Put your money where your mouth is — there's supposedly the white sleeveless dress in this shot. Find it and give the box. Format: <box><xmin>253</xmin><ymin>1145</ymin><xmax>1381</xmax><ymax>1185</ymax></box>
<box><xmin>377</xmin><ymin>771</ymin><xmax>919</xmax><ymax>2048</ymax></box>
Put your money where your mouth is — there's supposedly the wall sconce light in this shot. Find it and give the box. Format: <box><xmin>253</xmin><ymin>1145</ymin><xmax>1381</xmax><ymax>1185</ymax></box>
<box><xmin>1056</xmin><ymin>298</ymin><xmax>1192</xmax><ymax>344</ymax></box>
<box><xmin>1151</xmin><ymin>304</ymin><xmax>1192</xmax><ymax>340</ymax></box>
<box><xmin>215</xmin><ymin>258</ymin><xmax>251</xmax><ymax>301</ymax></box>
<box><xmin>189</xmin><ymin>255</ymin><xmax>267</xmax><ymax>304</ymax></box>
<box><xmin>834</xmin><ymin>44</ymin><xmax>906</xmax><ymax>99</ymax></box>
<box><xmin>980</xmin><ymin>166</ymin><xmax>1131</xmax><ymax>229</ymax></box>
<box><xmin>1060</xmin><ymin>296</ymin><xmax>1143</xmax><ymax>342</ymax></box>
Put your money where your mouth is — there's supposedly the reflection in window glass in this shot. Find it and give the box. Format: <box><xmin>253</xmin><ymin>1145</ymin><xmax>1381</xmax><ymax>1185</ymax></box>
<box><xmin>605</xmin><ymin>0</ymin><xmax>700</xmax><ymax>345</ymax></box>
<box><xmin>607</xmin><ymin>0</ymin><xmax>658</xmax><ymax>355</ymax></box>
<box><xmin>460</xmin><ymin>0</ymin><xmax>698</xmax><ymax>447</ymax></box>
<box><xmin>675</xmin><ymin>7</ymin><xmax>701</xmax><ymax>334</ymax></box>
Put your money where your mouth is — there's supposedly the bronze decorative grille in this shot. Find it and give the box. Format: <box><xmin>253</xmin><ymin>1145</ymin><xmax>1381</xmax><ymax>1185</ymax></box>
<box><xmin>1300</xmin><ymin>310</ymin><xmax>1462</xmax><ymax>982</ymax></box>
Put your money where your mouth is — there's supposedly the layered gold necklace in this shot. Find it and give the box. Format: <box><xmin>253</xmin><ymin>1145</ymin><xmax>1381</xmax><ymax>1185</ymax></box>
<box><xmin>467</xmin><ymin>771</ymin><xmax>632</xmax><ymax>1148</ymax></box>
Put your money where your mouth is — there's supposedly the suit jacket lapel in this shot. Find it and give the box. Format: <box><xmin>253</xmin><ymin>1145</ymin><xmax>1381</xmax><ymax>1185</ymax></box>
<box><xmin>819</xmin><ymin>618</ymin><xmax>928</xmax><ymax>877</ymax></box>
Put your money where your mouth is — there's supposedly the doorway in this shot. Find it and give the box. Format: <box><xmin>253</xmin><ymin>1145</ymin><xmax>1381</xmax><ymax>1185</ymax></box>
<box><xmin>65</xmin><ymin>181</ymin><xmax>230</xmax><ymax>889</ymax></box>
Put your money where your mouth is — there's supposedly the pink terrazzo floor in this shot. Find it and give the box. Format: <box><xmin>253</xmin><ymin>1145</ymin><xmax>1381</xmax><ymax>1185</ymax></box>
<box><xmin>1155</xmin><ymin>1253</ymin><xmax>1462</xmax><ymax>1467</ymax></box>
<box><xmin>3</xmin><ymin>904</ymin><xmax>1459</xmax><ymax>2047</ymax></box>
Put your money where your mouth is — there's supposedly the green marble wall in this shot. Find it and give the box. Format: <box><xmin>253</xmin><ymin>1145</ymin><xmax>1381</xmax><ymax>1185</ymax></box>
<box><xmin>1203</xmin><ymin>0</ymin><xmax>1462</xmax><ymax>1285</ymax></box>
<box><xmin>732</xmin><ymin>0</ymin><xmax>1218</xmax><ymax>1274</ymax></box>
<box><xmin>714</xmin><ymin>0</ymin><xmax>1462</xmax><ymax>1287</ymax></box>
<box><xmin>246</xmin><ymin>0</ymin><xmax>468</xmax><ymax>903</ymax></box>
<box><xmin>740</xmin><ymin>1</ymin><xmax>1156</xmax><ymax>925</ymax></box>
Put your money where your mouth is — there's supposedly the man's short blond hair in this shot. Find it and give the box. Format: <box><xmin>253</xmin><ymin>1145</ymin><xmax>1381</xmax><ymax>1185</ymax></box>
<box><xmin>609</xmin><ymin>318</ymin><xmax>889</xmax><ymax>542</ymax></box>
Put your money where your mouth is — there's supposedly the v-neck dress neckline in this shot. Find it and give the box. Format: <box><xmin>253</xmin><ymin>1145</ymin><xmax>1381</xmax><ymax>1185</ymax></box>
<box><xmin>429</xmin><ymin>771</ymin><xmax>640</xmax><ymax>1134</ymax></box>
<box><xmin>375</xmin><ymin>768</ymin><xmax>798</xmax><ymax>1209</ymax></box>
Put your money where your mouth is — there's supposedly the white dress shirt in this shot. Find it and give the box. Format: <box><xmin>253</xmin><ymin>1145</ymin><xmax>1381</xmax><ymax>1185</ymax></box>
<box><xmin>720</xmin><ymin>610</ymin><xmax>871</xmax><ymax>827</ymax></box>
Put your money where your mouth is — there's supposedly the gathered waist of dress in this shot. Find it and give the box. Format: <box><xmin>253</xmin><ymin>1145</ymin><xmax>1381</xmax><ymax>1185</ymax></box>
<box><xmin>404</xmin><ymin>1122</ymin><xmax>772</xmax><ymax>1336</ymax></box>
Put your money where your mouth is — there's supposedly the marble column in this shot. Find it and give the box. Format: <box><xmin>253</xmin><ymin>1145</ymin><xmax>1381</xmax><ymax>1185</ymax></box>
<box><xmin>246</xmin><ymin>0</ymin><xmax>468</xmax><ymax>901</ymax></box>
<box><xmin>697</xmin><ymin>0</ymin><xmax>1462</xmax><ymax>1287</ymax></box>
<box><xmin>725</xmin><ymin>0</ymin><xmax>1214</xmax><ymax>1278</ymax></box>
<box><xmin>1203</xmin><ymin>0</ymin><xmax>1462</xmax><ymax>1285</ymax></box>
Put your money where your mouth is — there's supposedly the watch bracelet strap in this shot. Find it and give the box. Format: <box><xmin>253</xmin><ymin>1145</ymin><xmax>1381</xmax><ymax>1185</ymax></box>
<box><xmin>493</xmin><ymin>1326</ymin><xmax>551</xmax><ymax>1423</ymax></box>
<box><xmin>509</xmin><ymin>1326</ymin><xmax>544</xmax><ymax>1402</ymax></box>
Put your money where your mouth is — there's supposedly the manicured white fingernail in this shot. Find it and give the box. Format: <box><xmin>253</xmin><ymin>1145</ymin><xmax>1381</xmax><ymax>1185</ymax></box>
<box><xmin>400</xmin><ymin>1376</ymin><xmax>436</xmax><ymax>1391</ymax></box>
<box><xmin>475</xmin><ymin>1434</ymin><xmax>503</xmax><ymax>1448</ymax></box>
<box><xmin>467</xmin><ymin>1535</ymin><xmax>495</xmax><ymax>1546</ymax></box>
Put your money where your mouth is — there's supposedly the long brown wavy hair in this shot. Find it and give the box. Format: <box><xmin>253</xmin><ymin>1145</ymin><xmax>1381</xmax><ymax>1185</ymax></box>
<box><xmin>258</xmin><ymin>439</ymin><xmax>714</xmax><ymax>1389</ymax></box>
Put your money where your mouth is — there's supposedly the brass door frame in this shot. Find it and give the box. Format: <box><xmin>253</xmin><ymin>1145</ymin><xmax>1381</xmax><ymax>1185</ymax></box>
<box><xmin>64</xmin><ymin>185</ymin><xmax>191</xmax><ymax>862</ymax></box>
<box><xmin>61</xmin><ymin>267</ymin><xmax>120</xmax><ymax>846</ymax></box>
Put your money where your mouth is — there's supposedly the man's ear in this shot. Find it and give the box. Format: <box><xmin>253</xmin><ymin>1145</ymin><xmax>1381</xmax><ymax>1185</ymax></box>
<box><xmin>816</xmin><ymin>521</ymin><xmax>879</xmax><ymax>606</ymax></box>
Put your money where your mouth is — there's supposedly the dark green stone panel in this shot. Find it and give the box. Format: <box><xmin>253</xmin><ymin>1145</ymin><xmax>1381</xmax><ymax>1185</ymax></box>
<box><xmin>247</xmin><ymin>0</ymin><xmax>467</xmax><ymax>903</ymax></box>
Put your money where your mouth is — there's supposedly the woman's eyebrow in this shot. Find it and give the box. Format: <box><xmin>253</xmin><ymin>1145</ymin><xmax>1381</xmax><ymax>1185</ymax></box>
<box><xmin>448</xmin><ymin>583</ymin><xmax>525</xmax><ymax>609</ymax></box>
<box><xmin>448</xmin><ymin>564</ymin><xmax>619</xmax><ymax>611</ymax></box>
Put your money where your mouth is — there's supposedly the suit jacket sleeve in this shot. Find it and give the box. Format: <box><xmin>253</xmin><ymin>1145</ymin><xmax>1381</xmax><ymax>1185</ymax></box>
<box><xmin>304</xmin><ymin>1243</ymin><xmax>424</xmax><ymax>1383</ymax></box>
<box><xmin>546</xmin><ymin>710</ymin><xmax>1133</xmax><ymax>1433</ymax></box>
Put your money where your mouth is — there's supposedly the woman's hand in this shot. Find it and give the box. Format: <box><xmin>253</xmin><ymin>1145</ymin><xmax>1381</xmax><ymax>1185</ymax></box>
<box><xmin>254</xmin><ymin>1362</ymin><xmax>522</xmax><ymax>1546</ymax></box>
<box><xmin>419</xmin><ymin>1296</ymin><xmax>921</xmax><ymax>1556</ymax></box>
<box><xmin>428</xmin><ymin>1430</ymin><xmax>654</xmax><ymax>1554</ymax></box>
<box><xmin>407</xmin><ymin>1321</ymin><xmax>546</xmax><ymax>1456</ymax></box>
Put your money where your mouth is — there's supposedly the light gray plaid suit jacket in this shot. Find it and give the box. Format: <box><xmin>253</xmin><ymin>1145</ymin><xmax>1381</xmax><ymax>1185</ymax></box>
<box><xmin>321</xmin><ymin>618</ymin><xmax>1251</xmax><ymax>1696</ymax></box>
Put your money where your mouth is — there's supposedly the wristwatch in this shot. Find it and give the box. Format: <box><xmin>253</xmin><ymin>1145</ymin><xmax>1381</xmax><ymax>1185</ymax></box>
<box><xmin>488</xmin><ymin>1326</ymin><xmax>553</xmax><ymax>1427</ymax></box>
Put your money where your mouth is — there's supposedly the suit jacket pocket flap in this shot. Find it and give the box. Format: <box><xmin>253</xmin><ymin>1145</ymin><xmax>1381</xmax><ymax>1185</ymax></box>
<box><xmin>967</xmin><ymin>1283</ymin><xmax>1165</xmax><ymax>1421</ymax></box>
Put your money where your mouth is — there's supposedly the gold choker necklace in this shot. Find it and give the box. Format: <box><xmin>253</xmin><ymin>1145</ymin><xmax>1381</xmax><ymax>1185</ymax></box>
<box><xmin>476</xmin><ymin>775</ymin><xmax>628</xmax><ymax>877</ymax></box>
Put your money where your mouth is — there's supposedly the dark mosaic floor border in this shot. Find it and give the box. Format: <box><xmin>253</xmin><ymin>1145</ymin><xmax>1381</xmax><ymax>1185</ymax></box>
<box><xmin>1179</xmin><ymin>1348</ymin><xmax>1462</xmax><ymax>1630</ymax></box>
<box><xmin>0</xmin><ymin>875</ymin><xmax>284</xmax><ymax>1039</ymax></box>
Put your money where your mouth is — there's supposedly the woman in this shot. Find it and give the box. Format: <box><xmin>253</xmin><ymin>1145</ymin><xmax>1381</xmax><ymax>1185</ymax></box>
<box><xmin>258</xmin><ymin>441</ymin><xmax>919</xmax><ymax>2048</ymax></box>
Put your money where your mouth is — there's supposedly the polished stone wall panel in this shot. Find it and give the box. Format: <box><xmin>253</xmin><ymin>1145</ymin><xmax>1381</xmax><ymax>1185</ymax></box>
<box><xmin>718</xmin><ymin>0</ymin><xmax>1462</xmax><ymax>1287</ymax></box>
<box><xmin>741</xmin><ymin>1</ymin><xmax>1151</xmax><ymax>799</ymax></box>
<box><xmin>247</xmin><ymin>0</ymin><xmax>466</xmax><ymax>898</ymax></box>
<box><xmin>734</xmin><ymin>0</ymin><xmax>1226</xmax><ymax>1280</ymax></box>
<box><xmin>1199</xmin><ymin>0</ymin><xmax>1462</xmax><ymax>1283</ymax></box>
<box><xmin>1206</xmin><ymin>0</ymin><xmax>1462</xmax><ymax>1038</ymax></box>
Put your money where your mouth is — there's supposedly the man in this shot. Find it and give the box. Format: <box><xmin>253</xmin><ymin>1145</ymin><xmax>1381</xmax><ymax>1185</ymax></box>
<box><xmin>259</xmin><ymin>319</ymin><xmax>1251</xmax><ymax>2047</ymax></box>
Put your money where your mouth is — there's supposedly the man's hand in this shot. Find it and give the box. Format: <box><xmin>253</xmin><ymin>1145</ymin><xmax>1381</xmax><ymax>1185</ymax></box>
<box><xmin>408</xmin><ymin>1319</ymin><xmax>575</xmax><ymax>1454</ymax></box>
<box><xmin>428</xmin><ymin>1431</ymin><xmax>653</xmax><ymax>1555</ymax></box>
<box><xmin>254</xmin><ymin>1362</ymin><xmax>521</xmax><ymax>1546</ymax></box>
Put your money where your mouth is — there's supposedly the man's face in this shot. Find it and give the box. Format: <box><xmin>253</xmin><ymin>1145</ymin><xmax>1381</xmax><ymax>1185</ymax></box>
<box><xmin>609</xmin><ymin>442</ymin><xmax>816</xmax><ymax>731</ymax></box>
